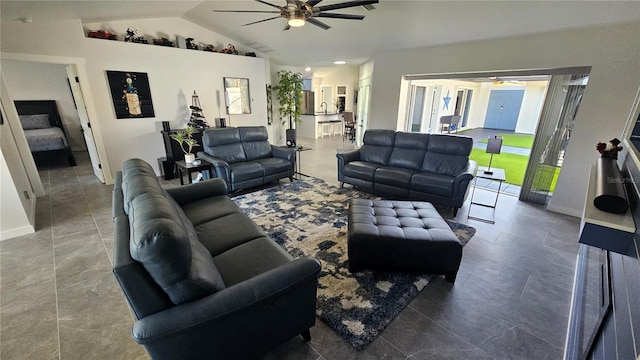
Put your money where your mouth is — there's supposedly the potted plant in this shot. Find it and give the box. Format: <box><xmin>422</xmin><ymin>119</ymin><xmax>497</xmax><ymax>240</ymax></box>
<box><xmin>274</xmin><ymin>70</ymin><xmax>303</xmax><ymax>147</ymax></box>
<box><xmin>170</xmin><ymin>125</ymin><xmax>199</xmax><ymax>163</ymax></box>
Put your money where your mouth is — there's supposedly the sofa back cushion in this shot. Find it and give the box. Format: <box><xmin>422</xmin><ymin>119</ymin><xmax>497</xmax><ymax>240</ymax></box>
<box><xmin>240</xmin><ymin>126</ymin><xmax>272</xmax><ymax>161</ymax></box>
<box><xmin>360</xmin><ymin>130</ymin><xmax>396</xmax><ymax>165</ymax></box>
<box><xmin>421</xmin><ymin>135</ymin><xmax>473</xmax><ymax>176</ymax></box>
<box><xmin>121</xmin><ymin>158</ymin><xmax>165</xmax><ymax>215</ymax></box>
<box><xmin>202</xmin><ymin>128</ymin><xmax>247</xmax><ymax>164</ymax></box>
<box><xmin>129</xmin><ymin>192</ymin><xmax>226</xmax><ymax>305</ymax></box>
<box><xmin>387</xmin><ymin>132</ymin><xmax>429</xmax><ymax>170</ymax></box>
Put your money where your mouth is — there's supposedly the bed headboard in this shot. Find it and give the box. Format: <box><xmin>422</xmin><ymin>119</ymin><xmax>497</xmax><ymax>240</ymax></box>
<box><xmin>14</xmin><ymin>100</ymin><xmax>64</xmax><ymax>129</ymax></box>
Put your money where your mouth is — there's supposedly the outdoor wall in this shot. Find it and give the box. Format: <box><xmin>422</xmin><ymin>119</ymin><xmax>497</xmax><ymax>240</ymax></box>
<box><xmin>1</xmin><ymin>18</ymin><xmax>271</xmax><ymax>181</ymax></box>
<box><xmin>368</xmin><ymin>22</ymin><xmax>640</xmax><ymax>216</ymax></box>
<box><xmin>2</xmin><ymin>60</ymin><xmax>87</xmax><ymax>151</ymax></box>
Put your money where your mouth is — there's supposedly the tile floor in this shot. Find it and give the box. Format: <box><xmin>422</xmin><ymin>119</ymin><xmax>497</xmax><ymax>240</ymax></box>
<box><xmin>0</xmin><ymin>133</ymin><xmax>580</xmax><ymax>360</ymax></box>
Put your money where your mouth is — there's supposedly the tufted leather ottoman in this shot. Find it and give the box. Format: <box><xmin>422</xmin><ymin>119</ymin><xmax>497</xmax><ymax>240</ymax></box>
<box><xmin>347</xmin><ymin>199</ymin><xmax>463</xmax><ymax>282</ymax></box>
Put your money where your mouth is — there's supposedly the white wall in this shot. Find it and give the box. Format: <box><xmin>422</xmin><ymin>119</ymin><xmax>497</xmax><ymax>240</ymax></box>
<box><xmin>2</xmin><ymin>60</ymin><xmax>87</xmax><ymax>151</ymax></box>
<box><xmin>0</xmin><ymin>77</ymin><xmax>37</xmax><ymax>240</ymax></box>
<box><xmin>367</xmin><ymin>22</ymin><xmax>640</xmax><ymax>216</ymax></box>
<box><xmin>1</xmin><ymin>18</ymin><xmax>271</xmax><ymax>180</ymax></box>
<box><xmin>516</xmin><ymin>81</ymin><xmax>548</xmax><ymax>134</ymax></box>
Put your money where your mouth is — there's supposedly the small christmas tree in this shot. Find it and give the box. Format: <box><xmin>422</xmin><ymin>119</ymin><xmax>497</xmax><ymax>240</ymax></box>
<box><xmin>187</xmin><ymin>91</ymin><xmax>209</xmax><ymax>129</ymax></box>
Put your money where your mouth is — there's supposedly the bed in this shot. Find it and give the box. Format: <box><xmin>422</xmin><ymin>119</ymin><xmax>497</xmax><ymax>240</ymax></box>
<box><xmin>14</xmin><ymin>100</ymin><xmax>76</xmax><ymax>167</ymax></box>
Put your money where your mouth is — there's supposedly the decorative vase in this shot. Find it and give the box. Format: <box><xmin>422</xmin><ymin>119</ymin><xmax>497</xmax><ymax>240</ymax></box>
<box><xmin>184</xmin><ymin>153</ymin><xmax>196</xmax><ymax>164</ymax></box>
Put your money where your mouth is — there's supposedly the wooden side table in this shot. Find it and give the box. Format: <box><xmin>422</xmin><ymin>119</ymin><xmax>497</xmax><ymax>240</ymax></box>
<box><xmin>175</xmin><ymin>159</ymin><xmax>213</xmax><ymax>185</ymax></box>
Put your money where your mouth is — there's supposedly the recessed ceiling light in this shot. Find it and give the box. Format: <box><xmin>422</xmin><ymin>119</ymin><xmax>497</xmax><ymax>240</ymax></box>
<box><xmin>305</xmin><ymin>67</ymin><xmax>311</xmax><ymax>71</ymax></box>
<box><xmin>334</xmin><ymin>60</ymin><xmax>346</xmax><ymax>65</ymax></box>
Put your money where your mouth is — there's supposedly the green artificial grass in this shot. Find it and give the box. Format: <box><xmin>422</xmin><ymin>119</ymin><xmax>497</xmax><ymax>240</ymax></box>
<box><xmin>469</xmin><ymin>149</ymin><xmax>528</xmax><ymax>185</ymax></box>
<box><xmin>479</xmin><ymin>133</ymin><xmax>534</xmax><ymax>149</ymax></box>
<box><xmin>469</xmin><ymin>149</ymin><xmax>560</xmax><ymax>191</ymax></box>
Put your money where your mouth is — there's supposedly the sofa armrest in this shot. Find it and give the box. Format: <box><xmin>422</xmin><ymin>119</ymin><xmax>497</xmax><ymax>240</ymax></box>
<box><xmin>336</xmin><ymin>150</ymin><xmax>361</xmax><ymax>183</ymax></box>
<box><xmin>272</xmin><ymin>146</ymin><xmax>295</xmax><ymax>162</ymax></box>
<box><xmin>336</xmin><ymin>149</ymin><xmax>360</xmax><ymax>164</ymax></box>
<box><xmin>165</xmin><ymin>178</ymin><xmax>228</xmax><ymax>205</ymax></box>
<box><xmin>132</xmin><ymin>256</ymin><xmax>321</xmax><ymax>343</ymax></box>
<box><xmin>452</xmin><ymin>160</ymin><xmax>478</xmax><ymax>199</ymax></box>
<box><xmin>197</xmin><ymin>151</ymin><xmax>231</xmax><ymax>184</ymax></box>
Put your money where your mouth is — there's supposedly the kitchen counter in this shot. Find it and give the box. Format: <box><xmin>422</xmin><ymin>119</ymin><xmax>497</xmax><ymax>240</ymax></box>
<box><xmin>298</xmin><ymin>113</ymin><xmax>344</xmax><ymax>139</ymax></box>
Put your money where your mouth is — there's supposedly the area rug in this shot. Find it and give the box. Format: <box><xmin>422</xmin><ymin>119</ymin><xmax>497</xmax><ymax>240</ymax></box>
<box><xmin>232</xmin><ymin>178</ymin><xmax>476</xmax><ymax>350</ymax></box>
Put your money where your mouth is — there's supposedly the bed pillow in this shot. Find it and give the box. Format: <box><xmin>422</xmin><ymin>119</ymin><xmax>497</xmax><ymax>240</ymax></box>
<box><xmin>19</xmin><ymin>114</ymin><xmax>51</xmax><ymax>130</ymax></box>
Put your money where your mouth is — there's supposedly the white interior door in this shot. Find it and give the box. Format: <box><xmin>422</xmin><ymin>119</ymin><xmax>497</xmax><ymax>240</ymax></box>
<box><xmin>357</xmin><ymin>84</ymin><xmax>371</xmax><ymax>146</ymax></box>
<box><xmin>65</xmin><ymin>65</ymin><xmax>104</xmax><ymax>183</ymax></box>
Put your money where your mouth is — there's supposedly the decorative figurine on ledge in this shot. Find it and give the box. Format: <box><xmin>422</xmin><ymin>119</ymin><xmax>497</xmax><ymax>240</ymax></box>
<box><xmin>596</xmin><ymin>138</ymin><xmax>623</xmax><ymax>159</ymax></box>
<box><xmin>203</xmin><ymin>44</ymin><xmax>217</xmax><ymax>52</ymax></box>
<box><xmin>220</xmin><ymin>44</ymin><xmax>238</xmax><ymax>55</ymax></box>
<box><xmin>153</xmin><ymin>38</ymin><xmax>175</xmax><ymax>47</ymax></box>
<box><xmin>185</xmin><ymin>37</ymin><xmax>198</xmax><ymax>50</ymax></box>
<box><xmin>124</xmin><ymin>28</ymin><xmax>149</xmax><ymax>44</ymax></box>
<box><xmin>87</xmin><ymin>30</ymin><xmax>117</xmax><ymax>40</ymax></box>
<box><xmin>245</xmin><ymin>52</ymin><xmax>257</xmax><ymax>57</ymax></box>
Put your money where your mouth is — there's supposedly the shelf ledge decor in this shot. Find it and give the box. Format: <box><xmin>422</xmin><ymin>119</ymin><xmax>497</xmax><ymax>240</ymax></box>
<box><xmin>594</xmin><ymin>139</ymin><xmax>628</xmax><ymax>214</ymax></box>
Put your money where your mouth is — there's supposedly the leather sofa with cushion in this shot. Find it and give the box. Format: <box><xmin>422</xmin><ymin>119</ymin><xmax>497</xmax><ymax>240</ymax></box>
<box><xmin>197</xmin><ymin>126</ymin><xmax>295</xmax><ymax>192</ymax></box>
<box><xmin>337</xmin><ymin>130</ymin><xmax>477</xmax><ymax>215</ymax></box>
<box><xmin>112</xmin><ymin>158</ymin><xmax>321</xmax><ymax>360</ymax></box>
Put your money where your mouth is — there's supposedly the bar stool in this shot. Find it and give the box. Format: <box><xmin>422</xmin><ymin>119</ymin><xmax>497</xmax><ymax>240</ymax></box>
<box><xmin>332</xmin><ymin>120</ymin><xmax>343</xmax><ymax>136</ymax></box>
<box><xmin>320</xmin><ymin>122</ymin><xmax>332</xmax><ymax>137</ymax></box>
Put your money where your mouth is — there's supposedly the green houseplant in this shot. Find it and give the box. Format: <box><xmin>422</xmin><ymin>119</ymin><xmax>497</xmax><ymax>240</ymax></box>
<box><xmin>170</xmin><ymin>125</ymin><xmax>199</xmax><ymax>163</ymax></box>
<box><xmin>274</xmin><ymin>70</ymin><xmax>303</xmax><ymax>147</ymax></box>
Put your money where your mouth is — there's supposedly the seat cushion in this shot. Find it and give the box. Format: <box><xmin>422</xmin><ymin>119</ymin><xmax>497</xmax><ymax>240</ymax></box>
<box><xmin>213</xmin><ymin>237</ymin><xmax>293</xmax><ymax>287</ymax></box>
<box><xmin>253</xmin><ymin>157</ymin><xmax>291</xmax><ymax>176</ymax></box>
<box><xmin>375</xmin><ymin>166</ymin><xmax>416</xmax><ymax>188</ymax></box>
<box><xmin>343</xmin><ymin>161</ymin><xmax>382</xmax><ymax>182</ymax></box>
<box><xmin>410</xmin><ymin>171</ymin><xmax>455</xmax><ymax>197</ymax></box>
<box><xmin>230</xmin><ymin>161</ymin><xmax>264</xmax><ymax>183</ymax></box>
<box><xmin>195</xmin><ymin>212</ymin><xmax>267</xmax><ymax>256</ymax></box>
<box><xmin>128</xmin><ymin>192</ymin><xmax>226</xmax><ymax>305</ymax></box>
<box><xmin>179</xmin><ymin>195</ymin><xmax>242</xmax><ymax>226</ymax></box>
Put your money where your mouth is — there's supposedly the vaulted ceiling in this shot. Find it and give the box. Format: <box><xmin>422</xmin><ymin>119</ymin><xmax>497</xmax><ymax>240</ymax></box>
<box><xmin>3</xmin><ymin>1</ymin><xmax>640</xmax><ymax>67</ymax></box>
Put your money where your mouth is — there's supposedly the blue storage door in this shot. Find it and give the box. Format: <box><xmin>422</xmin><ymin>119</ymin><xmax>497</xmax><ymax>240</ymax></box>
<box><xmin>483</xmin><ymin>90</ymin><xmax>525</xmax><ymax>130</ymax></box>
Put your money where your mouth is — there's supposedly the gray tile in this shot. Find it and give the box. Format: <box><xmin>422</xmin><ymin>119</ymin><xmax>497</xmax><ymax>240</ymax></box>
<box><xmin>383</xmin><ymin>307</ymin><xmax>480</xmax><ymax>357</ymax></box>
<box><xmin>308</xmin><ymin>320</ymin><xmax>407</xmax><ymax>360</ymax></box>
<box><xmin>263</xmin><ymin>336</ymin><xmax>322</xmax><ymax>360</ymax></box>
<box><xmin>476</xmin><ymin>326</ymin><xmax>563</xmax><ymax>360</ymax></box>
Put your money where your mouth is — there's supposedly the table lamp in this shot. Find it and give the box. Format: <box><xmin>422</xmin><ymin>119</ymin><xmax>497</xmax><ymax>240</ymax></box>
<box><xmin>485</xmin><ymin>136</ymin><xmax>503</xmax><ymax>175</ymax></box>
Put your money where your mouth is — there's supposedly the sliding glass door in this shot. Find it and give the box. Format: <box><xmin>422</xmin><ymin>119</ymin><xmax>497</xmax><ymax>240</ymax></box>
<box><xmin>519</xmin><ymin>73</ymin><xmax>589</xmax><ymax>204</ymax></box>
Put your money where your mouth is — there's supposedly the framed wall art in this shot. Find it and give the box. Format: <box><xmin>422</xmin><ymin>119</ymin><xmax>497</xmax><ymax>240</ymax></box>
<box><xmin>224</xmin><ymin>77</ymin><xmax>251</xmax><ymax>115</ymax></box>
<box><xmin>106</xmin><ymin>71</ymin><xmax>155</xmax><ymax>119</ymax></box>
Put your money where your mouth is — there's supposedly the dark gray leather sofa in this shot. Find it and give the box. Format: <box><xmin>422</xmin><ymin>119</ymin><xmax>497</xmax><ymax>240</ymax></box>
<box><xmin>337</xmin><ymin>130</ymin><xmax>477</xmax><ymax>215</ymax></box>
<box><xmin>112</xmin><ymin>158</ymin><xmax>321</xmax><ymax>360</ymax></box>
<box><xmin>197</xmin><ymin>126</ymin><xmax>295</xmax><ymax>192</ymax></box>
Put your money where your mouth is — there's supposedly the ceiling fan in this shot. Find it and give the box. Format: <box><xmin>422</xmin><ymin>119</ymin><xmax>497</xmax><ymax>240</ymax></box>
<box><xmin>213</xmin><ymin>0</ymin><xmax>379</xmax><ymax>31</ymax></box>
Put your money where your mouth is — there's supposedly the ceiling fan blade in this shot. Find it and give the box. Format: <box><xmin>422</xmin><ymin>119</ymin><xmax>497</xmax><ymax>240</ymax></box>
<box><xmin>283</xmin><ymin>23</ymin><xmax>291</xmax><ymax>31</ymax></box>
<box><xmin>255</xmin><ymin>0</ymin><xmax>285</xmax><ymax>10</ymax></box>
<box><xmin>307</xmin><ymin>18</ymin><xmax>331</xmax><ymax>30</ymax></box>
<box><xmin>306</xmin><ymin>0</ymin><xmax>323</xmax><ymax>6</ymax></box>
<box><xmin>317</xmin><ymin>0</ymin><xmax>378</xmax><ymax>12</ymax></box>
<box><xmin>316</xmin><ymin>13</ymin><xmax>365</xmax><ymax>20</ymax></box>
<box><xmin>242</xmin><ymin>16</ymin><xmax>283</xmax><ymax>26</ymax></box>
<box><xmin>213</xmin><ymin>10</ymin><xmax>281</xmax><ymax>13</ymax></box>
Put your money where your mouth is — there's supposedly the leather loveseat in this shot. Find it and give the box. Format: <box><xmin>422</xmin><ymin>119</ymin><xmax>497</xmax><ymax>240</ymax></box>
<box><xmin>337</xmin><ymin>130</ymin><xmax>477</xmax><ymax>215</ymax></box>
<box><xmin>112</xmin><ymin>158</ymin><xmax>321</xmax><ymax>360</ymax></box>
<box><xmin>197</xmin><ymin>126</ymin><xmax>295</xmax><ymax>192</ymax></box>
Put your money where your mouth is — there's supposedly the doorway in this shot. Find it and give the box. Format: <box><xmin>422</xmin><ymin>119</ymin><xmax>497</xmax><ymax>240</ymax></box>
<box><xmin>1</xmin><ymin>56</ymin><xmax>107</xmax><ymax>187</ymax></box>
<box><xmin>401</xmin><ymin>67</ymin><xmax>591</xmax><ymax>204</ymax></box>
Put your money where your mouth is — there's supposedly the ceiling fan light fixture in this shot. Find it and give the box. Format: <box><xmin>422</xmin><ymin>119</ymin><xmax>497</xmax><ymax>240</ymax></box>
<box><xmin>288</xmin><ymin>17</ymin><xmax>306</xmax><ymax>27</ymax></box>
